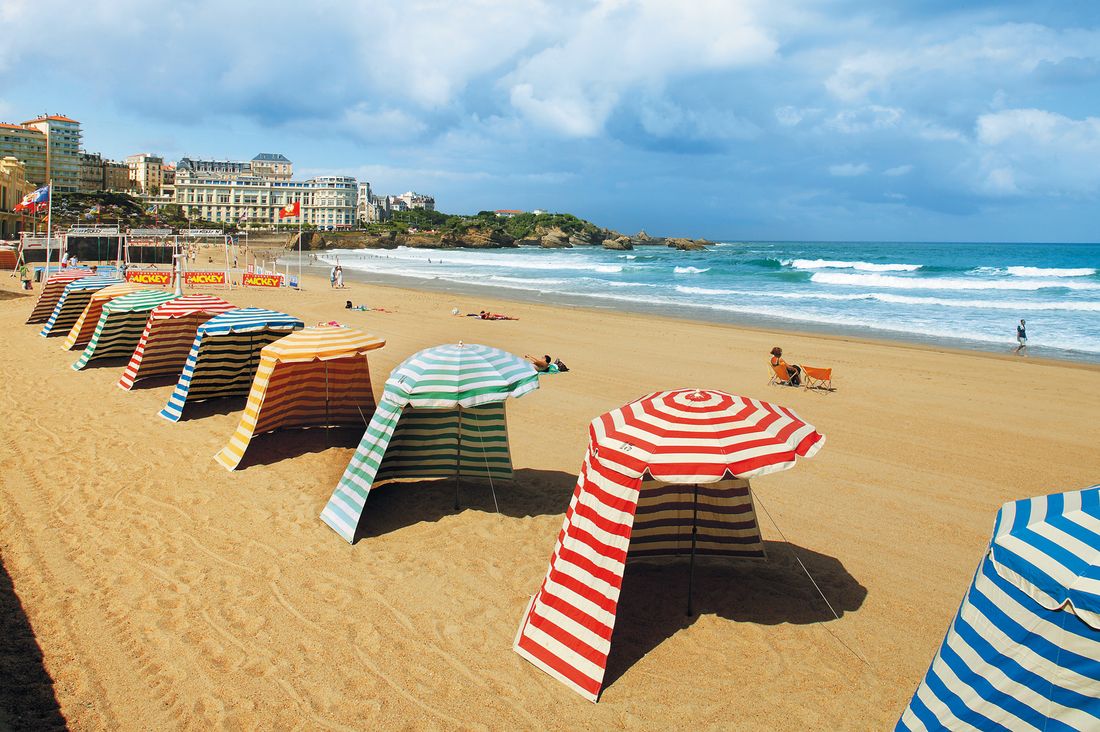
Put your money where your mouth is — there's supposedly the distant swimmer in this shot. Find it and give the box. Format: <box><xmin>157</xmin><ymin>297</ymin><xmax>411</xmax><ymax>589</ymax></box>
<box><xmin>1015</xmin><ymin>319</ymin><xmax>1028</xmax><ymax>355</ymax></box>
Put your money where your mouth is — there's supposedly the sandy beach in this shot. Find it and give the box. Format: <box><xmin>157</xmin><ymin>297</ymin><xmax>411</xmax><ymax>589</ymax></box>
<box><xmin>2</xmin><ymin>262</ymin><xmax>1098</xmax><ymax>730</ymax></box>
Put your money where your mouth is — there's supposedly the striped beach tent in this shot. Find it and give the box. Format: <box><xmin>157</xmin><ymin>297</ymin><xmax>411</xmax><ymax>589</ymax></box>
<box><xmin>26</xmin><ymin>269</ymin><xmax>93</xmax><ymax>324</ymax></box>
<box><xmin>38</xmin><ymin>275</ymin><xmax>124</xmax><ymax>337</ymax></box>
<box><xmin>72</xmin><ymin>290</ymin><xmax>180</xmax><ymax>371</ymax></box>
<box><xmin>897</xmin><ymin>486</ymin><xmax>1100</xmax><ymax>731</ymax></box>
<box><xmin>513</xmin><ymin>388</ymin><xmax>825</xmax><ymax>702</ymax></box>
<box><xmin>320</xmin><ymin>343</ymin><xmax>540</xmax><ymax>543</ymax></box>
<box><xmin>214</xmin><ymin>327</ymin><xmax>386</xmax><ymax>470</ymax></box>
<box><xmin>157</xmin><ymin>307</ymin><xmax>304</xmax><ymax>422</ymax></box>
<box><xmin>61</xmin><ymin>282</ymin><xmax>144</xmax><ymax>350</ymax></box>
<box><xmin>117</xmin><ymin>294</ymin><xmax>236</xmax><ymax>390</ymax></box>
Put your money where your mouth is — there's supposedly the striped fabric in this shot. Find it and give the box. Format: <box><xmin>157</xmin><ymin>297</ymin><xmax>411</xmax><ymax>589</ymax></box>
<box><xmin>117</xmin><ymin>294</ymin><xmax>236</xmax><ymax>390</ymax></box>
<box><xmin>898</xmin><ymin>486</ymin><xmax>1100</xmax><ymax>731</ymax></box>
<box><xmin>61</xmin><ymin>283</ymin><xmax>144</xmax><ymax>350</ymax></box>
<box><xmin>38</xmin><ymin>276</ymin><xmax>124</xmax><ymax>337</ymax></box>
<box><xmin>514</xmin><ymin>388</ymin><xmax>824</xmax><ymax>702</ymax></box>
<box><xmin>157</xmin><ymin>308</ymin><xmax>304</xmax><ymax>422</ymax></box>
<box><xmin>320</xmin><ymin>343</ymin><xmax>539</xmax><ymax>543</ymax></box>
<box><xmin>213</xmin><ymin>327</ymin><xmax>386</xmax><ymax>470</ymax></box>
<box><xmin>71</xmin><ymin>290</ymin><xmax>179</xmax><ymax>371</ymax></box>
<box><xmin>0</xmin><ymin>248</ymin><xmax>17</xmax><ymax>270</ymax></box>
<box><xmin>26</xmin><ymin>269</ymin><xmax>93</xmax><ymax>324</ymax></box>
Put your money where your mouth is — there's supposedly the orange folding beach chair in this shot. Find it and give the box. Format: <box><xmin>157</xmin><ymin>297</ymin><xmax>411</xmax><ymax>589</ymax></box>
<box><xmin>769</xmin><ymin>362</ymin><xmax>798</xmax><ymax>386</ymax></box>
<box><xmin>801</xmin><ymin>365</ymin><xmax>834</xmax><ymax>391</ymax></box>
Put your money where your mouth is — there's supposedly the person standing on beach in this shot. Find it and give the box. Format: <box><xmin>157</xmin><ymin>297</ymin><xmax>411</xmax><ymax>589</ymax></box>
<box><xmin>330</xmin><ymin>265</ymin><xmax>337</xmax><ymax>288</ymax></box>
<box><xmin>1015</xmin><ymin>319</ymin><xmax>1028</xmax><ymax>355</ymax></box>
<box><xmin>335</xmin><ymin>265</ymin><xmax>344</xmax><ymax>288</ymax></box>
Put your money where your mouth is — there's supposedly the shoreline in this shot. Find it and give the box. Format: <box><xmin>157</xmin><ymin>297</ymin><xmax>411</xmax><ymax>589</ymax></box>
<box><xmin>281</xmin><ymin>253</ymin><xmax>1100</xmax><ymax>370</ymax></box>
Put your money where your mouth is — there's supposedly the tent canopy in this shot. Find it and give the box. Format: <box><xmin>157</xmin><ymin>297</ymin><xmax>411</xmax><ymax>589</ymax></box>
<box><xmin>72</xmin><ymin>290</ymin><xmax>180</xmax><ymax>370</ymax></box>
<box><xmin>26</xmin><ymin>269</ymin><xmax>93</xmax><ymax>324</ymax></box>
<box><xmin>117</xmin><ymin>294</ymin><xmax>236</xmax><ymax>390</ymax></box>
<box><xmin>157</xmin><ymin>307</ymin><xmax>304</xmax><ymax>422</ymax></box>
<box><xmin>214</xmin><ymin>326</ymin><xmax>386</xmax><ymax>470</ymax></box>
<box><xmin>514</xmin><ymin>388</ymin><xmax>824</xmax><ymax>702</ymax></box>
<box><xmin>320</xmin><ymin>343</ymin><xmax>539</xmax><ymax>543</ymax></box>
<box><xmin>61</xmin><ymin>282</ymin><xmax>144</xmax><ymax>350</ymax></box>
<box><xmin>899</xmin><ymin>486</ymin><xmax>1100</xmax><ymax>731</ymax></box>
<box><xmin>38</xmin><ymin>275</ymin><xmax>124</xmax><ymax>337</ymax></box>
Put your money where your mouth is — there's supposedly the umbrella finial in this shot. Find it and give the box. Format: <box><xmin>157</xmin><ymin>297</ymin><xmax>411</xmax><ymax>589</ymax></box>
<box><xmin>458</xmin><ymin>340</ymin><xmax>464</xmax><ymax>347</ymax></box>
<box><xmin>686</xmin><ymin>389</ymin><xmax>709</xmax><ymax>402</ymax></box>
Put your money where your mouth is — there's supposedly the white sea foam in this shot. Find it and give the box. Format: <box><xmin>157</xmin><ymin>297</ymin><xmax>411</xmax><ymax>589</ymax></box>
<box><xmin>1006</xmin><ymin>266</ymin><xmax>1097</xmax><ymax>278</ymax></box>
<box><xmin>673</xmin><ymin>266</ymin><xmax>711</xmax><ymax>274</ymax></box>
<box><xmin>783</xmin><ymin>258</ymin><xmax>922</xmax><ymax>272</ymax></box>
<box><xmin>620</xmin><ymin>254</ymin><xmax>638</xmax><ymax>260</ymax></box>
<box><xmin>595</xmin><ymin>264</ymin><xmax>623</xmax><ymax>273</ymax></box>
<box><xmin>810</xmin><ymin>272</ymin><xmax>1100</xmax><ymax>291</ymax></box>
<box><xmin>675</xmin><ymin>286</ymin><xmax>1100</xmax><ymax>312</ymax></box>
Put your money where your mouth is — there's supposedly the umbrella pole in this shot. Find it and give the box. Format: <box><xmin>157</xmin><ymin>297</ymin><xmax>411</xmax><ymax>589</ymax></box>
<box><xmin>687</xmin><ymin>483</ymin><xmax>698</xmax><ymax>617</ymax></box>
<box><xmin>454</xmin><ymin>405</ymin><xmax>462</xmax><ymax>510</ymax></box>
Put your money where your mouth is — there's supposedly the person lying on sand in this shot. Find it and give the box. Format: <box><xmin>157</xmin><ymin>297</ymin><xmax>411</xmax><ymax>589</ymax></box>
<box><xmin>525</xmin><ymin>354</ymin><xmax>569</xmax><ymax>373</ymax></box>
<box><xmin>478</xmin><ymin>310</ymin><xmax>518</xmax><ymax>321</ymax></box>
<box><xmin>345</xmin><ymin>301</ymin><xmax>392</xmax><ymax>313</ymax></box>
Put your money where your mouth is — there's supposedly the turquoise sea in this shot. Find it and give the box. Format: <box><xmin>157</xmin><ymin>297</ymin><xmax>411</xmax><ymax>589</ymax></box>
<box><xmin>319</xmin><ymin>241</ymin><xmax>1100</xmax><ymax>362</ymax></box>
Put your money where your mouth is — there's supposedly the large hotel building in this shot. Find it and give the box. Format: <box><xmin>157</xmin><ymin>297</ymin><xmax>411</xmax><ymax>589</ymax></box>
<box><xmin>0</xmin><ymin>115</ymin><xmax>83</xmax><ymax>192</ymax></box>
<box><xmin>173</xmin><ymin>153</ymin><xmax>357</xmax><ymax>228</ymax></box>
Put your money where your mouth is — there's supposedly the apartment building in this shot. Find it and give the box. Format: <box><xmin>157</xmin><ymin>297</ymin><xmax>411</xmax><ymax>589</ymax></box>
<box><xmin>126</xmin><ymin>153</ymin><xmax>165</xmax><ymax>194</ymax></box>
<box><xmin>392</xmin><ymin>191</ymin><xmax>435</xmax><ymax>211</ymax></box>
<box><xmin>0</xmin><ymin>156</ymin><xmax>34</xmax><ymax>239</ymax></box>
<box><xmin>0</xmin><ymin>124</ymin><xmax>47</xmax><ymax>185</ymax></box>
<box><xmin>22</xmin><ymin>115</ymin><xmax>83</xmax><ymax>192</ymax></box>
<box><xmin>174</xmin><ymin>173</ymin><xmax>357</xmax><ymax>228</ymax></box>
<box><xmin>250</xmin><ymin>153</ymin><xmax>292</xmax><ymax>179</ymax></box>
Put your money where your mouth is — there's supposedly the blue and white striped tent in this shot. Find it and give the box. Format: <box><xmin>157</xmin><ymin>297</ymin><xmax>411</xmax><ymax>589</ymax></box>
<box><xmin>158</xmin><ymin>307</ymin><xmax>303</xmax><ymax>422</ymax></box>
<box><xmin>898</xmin><ymin>486</ymin><xmax>1100</xmax><ymax>731</ymax></box>
<box><xmin>38</xmin><ymin>275</ymin><xmax>124</xmax><ymax>337</ymax></box>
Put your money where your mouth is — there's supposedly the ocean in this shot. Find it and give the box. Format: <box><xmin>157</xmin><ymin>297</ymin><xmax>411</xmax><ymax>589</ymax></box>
<box><xmin>314</xmin><ymin>241</ymin><xmax>1100</xmax><ymax>362</ymax></box>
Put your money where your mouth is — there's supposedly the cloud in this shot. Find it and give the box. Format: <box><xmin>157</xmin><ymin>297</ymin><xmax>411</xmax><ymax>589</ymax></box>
<box><xmin>503</xmin><ymin>0</ymin><xmax>779</xmax><ymax>136</ymax></box>
<box><xmin>824</xmin><ymin>105</ymin><xmax>903</xmax><ymax>133</ymax></box>
<box><xmin>883</xmin><ymin>164</ymin><xmax>913</xmax><ymax>176</ymax></box>
<box><xmin>829</xmin><ymin>162</ymin><xmax>870</xmax><ymax>176</ymax></box>
<box><xmin>972</xmin><ymin>108</ymin><xmax>1100</xmax><ymax>196</ymax></box>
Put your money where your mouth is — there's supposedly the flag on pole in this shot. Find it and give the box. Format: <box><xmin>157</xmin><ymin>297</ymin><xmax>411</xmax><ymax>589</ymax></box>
<box><xmin>278</xmin><ymin>201</ymin><xmax>300</xmax><ymax>219</ymax></box>
<box><xmin>15</xmin><ymin>185</ymin><xmax>49</xmax><ymax>212</ymax></box>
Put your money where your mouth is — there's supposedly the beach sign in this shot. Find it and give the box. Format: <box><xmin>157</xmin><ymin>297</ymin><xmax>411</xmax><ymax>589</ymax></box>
<box><xmin>184</xmin><ymin>271</ymin><xmax>228</xmax><ymax>286</ymax></box>
<box><xmin>126</xmin><ymin>270</ymin><xmax>173</xmax><ymax>286</ymax></box>
<box><xmin>243</xmin><ymin>272</ymin><xmax>284</xmax><ymax>288</ymax></box>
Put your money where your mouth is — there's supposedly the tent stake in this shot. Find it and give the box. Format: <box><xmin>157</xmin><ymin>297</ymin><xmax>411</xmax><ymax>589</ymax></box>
<box><xmin>454</xmin><ymin>405</ymin><xmax>462</xmax><ymax>510</ymax></box>
<box><xmin>687</xmin><ymin>483</ymin><xmax>698</xmax><ymax>617</ymax></box>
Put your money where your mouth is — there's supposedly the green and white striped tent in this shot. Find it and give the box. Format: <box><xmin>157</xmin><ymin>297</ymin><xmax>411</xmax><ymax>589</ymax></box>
<box><xmin>72</xmin><ymin>290</ymin><xmax>180</xmax><ymax>371</ymax></box>
<box><xmin>320</xmin><ymin>343</ymin><xmax>540</xmax><ymax>543</ymax></box>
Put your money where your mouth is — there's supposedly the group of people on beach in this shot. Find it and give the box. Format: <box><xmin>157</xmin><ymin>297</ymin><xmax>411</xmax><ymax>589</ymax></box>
<box><xmin>329</xmin><ymin>265</ymin><xmax>344</xmax><ymax>288</ymax></box>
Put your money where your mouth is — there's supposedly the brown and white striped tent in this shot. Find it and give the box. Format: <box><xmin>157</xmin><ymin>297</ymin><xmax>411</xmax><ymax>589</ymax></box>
<box><xmin>26</xmin><ymin>269</ymin><xmax>93</xmax><ymax>324</ymax></box>
<box><xmin>214</xmin><ymin>326</ymin><xmax>385</xmax><ymax>470</ymax></box>
<box><xmin>513</xmin><ymin>388</ymin><xmax>825</xmax><ymax>702</ymax></box>
<box><xmin>61</xmin><ymin>282</ymin><xmax>144</xmax><ymax>350</ymax></box>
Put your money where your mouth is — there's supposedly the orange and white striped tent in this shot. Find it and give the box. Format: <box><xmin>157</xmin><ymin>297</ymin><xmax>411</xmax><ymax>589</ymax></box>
<box><xmin>61</xmin><ymin>282</ymin><xmax>145</xmax><ymax>350</ymax></box>
<box><xmin>214</xmin><ymin>326</ymin><xmax>386</xmax><ymax>470</ymax></box>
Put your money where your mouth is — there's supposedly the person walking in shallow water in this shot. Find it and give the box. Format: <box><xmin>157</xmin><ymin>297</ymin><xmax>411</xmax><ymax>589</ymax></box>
<box><xmin>1015</xmin><ymin>319</ymin><xmax>1028</xmax><ymax>355</ymax></box>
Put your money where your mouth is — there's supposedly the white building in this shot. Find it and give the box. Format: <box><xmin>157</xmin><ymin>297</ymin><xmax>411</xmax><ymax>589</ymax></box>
<box><xmin>391</xmin><ymin>190</ymin><xmax>435</xmax><ymax>211</ymax></box>
<box><xmin>126</xmin><ymin>153</ymin><xmax>165</xmax><ymax>194</ymax></box>
<box><xmin>173</xmin><ymin>172</ymin><xmax>357</xmax><ymax>228</ymax></box>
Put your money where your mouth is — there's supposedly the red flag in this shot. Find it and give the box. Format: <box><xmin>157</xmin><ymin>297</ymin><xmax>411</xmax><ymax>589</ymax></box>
<box><xmin>278</xmin><ymin>201</ymin><xmax>300</xmax><ymax>219</ymax></box>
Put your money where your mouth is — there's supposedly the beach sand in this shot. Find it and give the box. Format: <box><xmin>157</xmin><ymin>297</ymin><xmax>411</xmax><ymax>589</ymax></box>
<box><xmin>1</xmin><ymin>259</ymin><xmax>1098</xmax><ymax>730</ymax></box>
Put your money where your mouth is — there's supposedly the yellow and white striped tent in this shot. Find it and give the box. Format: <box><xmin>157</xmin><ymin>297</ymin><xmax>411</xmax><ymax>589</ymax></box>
<box><xmin>214</xmin><ymin>326</ymin><xmax>386</xmax><ymax>470</ymax></box>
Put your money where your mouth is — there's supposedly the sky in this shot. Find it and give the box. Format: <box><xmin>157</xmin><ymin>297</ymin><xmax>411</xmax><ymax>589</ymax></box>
<box><xmin>1</xmin><ymin>1</ymin><xmax>1099</xmax><ymax>242</ymax></box>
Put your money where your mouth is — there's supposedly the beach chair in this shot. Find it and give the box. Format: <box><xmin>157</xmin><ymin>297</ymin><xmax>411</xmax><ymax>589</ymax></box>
<box><xmin>769</xmin><ymin>362</ymin><xmax>797</xmax><ymax>386</ymax></box>
<box><xmin>802</xmin><ymin>365</ymin><xmax>834</xmax><ymax>391</ymax></box>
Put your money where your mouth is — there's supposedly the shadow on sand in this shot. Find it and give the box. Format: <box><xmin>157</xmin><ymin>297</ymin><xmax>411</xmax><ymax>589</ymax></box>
<box><xmin>232</xmin><ymin>426</ymin><xmax>365</xmax><ymax>469</ymax></box>
<box><xmin>602</xmin><ymin>540</ymin><xmax>868</xmax><ymax>693</ymax></box>
<box><xmin>0</xmin><ymin>556</ymin><xmax>67</xmax><ymax>730</ymax></box>
<box><xmin>351</xmin><ymin>467</ymin><xmax>576</xmax><ymax>541</ymax></box>
<box><xmin>174</xmin><ymin>395</ymin><xmax>248</xmax><ymax>421</ymax></box>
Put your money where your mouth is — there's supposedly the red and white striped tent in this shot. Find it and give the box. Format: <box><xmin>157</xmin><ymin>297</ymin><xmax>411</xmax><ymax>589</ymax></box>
<box><xmin>513</xmin><ymin>388</ymin><xmax>825</xmax><ymax>702</ymax></box>
<box><xmin>25</xmin><ymin>269</ymin><xmax>93</xmax><ymax>324</ymax></box>
<box><xmin>117</xmin><ymin>294</ymin><xmax>236</xmax><ymax>390</ymax></box>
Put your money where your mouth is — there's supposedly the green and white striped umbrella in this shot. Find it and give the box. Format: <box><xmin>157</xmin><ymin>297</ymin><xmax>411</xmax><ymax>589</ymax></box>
<box><xmin>72</xmin><ymin>290</ymin><xmax>180</xmax><ymax>371</ymax></box>
<box><xmin>383</xmin><ymin>342</ymin><xmax>540</xmax><ymax>409</ymax></box>
<box><xmin>321</xmin><ymin>343</ymin><xmax>539</xmax><ymax>543</ymax></box>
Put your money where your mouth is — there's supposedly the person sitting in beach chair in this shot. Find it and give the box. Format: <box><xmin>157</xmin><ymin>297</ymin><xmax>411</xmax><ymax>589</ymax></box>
<box><xmin>769</xmin><ymin>347</ymin><xmax>801</xmax><ymax>386</ymax></box>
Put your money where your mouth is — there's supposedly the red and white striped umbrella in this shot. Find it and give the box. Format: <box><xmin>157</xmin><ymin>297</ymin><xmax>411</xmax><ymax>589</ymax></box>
<box><xmin>513</xmin><ymin>388</ymin><xmax>825</xmax><ymax>702</ymax></box>
<box><xmin>590</xmin><ymin>388</ymin><xmax>824</xmax><ymax>482</ymax></box>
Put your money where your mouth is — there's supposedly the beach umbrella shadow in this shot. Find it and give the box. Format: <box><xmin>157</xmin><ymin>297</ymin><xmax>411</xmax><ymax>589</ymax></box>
<box><xmin>602</xmin><ymin>540</ymin><xmax>868</xmax><ymax>692</ymax></box>
<box><xmin>0</xmin><ymin>556</ymin><xmax>68</xmax><ymax>729</ymax></box>
<box><xmin>233</xmin><ymin>426</ymin><xmax>364</xmax><ymax>469</ymax></box>
<box><xmin>351</xmin><ymin>467</ymin><xmax>576</xmax><ymax>540</ymax></box>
